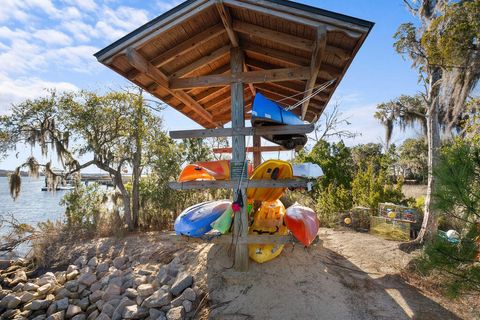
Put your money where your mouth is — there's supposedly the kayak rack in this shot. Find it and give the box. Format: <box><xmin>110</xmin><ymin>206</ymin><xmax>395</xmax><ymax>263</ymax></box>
<box><xmin>168</xmin><ymin>178</ymin><xmax>312</xmax><ymax>190</ymax></box>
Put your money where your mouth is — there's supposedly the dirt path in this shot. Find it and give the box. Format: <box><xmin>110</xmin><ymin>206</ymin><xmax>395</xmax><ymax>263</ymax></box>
<box><xmin>43</xmin><ymin>229</ymin><xmax>469</xmax><ymax>319</ymax></box>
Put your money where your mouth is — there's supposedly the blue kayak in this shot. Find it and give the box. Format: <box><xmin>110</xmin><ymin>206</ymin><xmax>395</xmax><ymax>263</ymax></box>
<box><xmin>174</xmin><ymin>200</ymin><xmax>231</xmax><ymax>237</ymax></box>
<box><xmin>251</xmin><ymin>93</ymin><xmax>307</xmax><ymax>150</ymax></box>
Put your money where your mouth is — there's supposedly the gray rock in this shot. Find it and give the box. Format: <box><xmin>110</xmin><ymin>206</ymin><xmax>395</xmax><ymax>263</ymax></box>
<box><xmin>122</xmin><ymin>305</ymin><xmax>148</xmax><ymax>319</ymax></box>
<box><xmin>137</xmin><ymin>284</ymin><xmax>154</xmax><ymax>297</ymax></box>
<box><xmin>85</xmin><ymin>304</ymin><xmax>97</xmax><ymax>315</ymax></box>
<box><xmin>170</xmin><ymin>295</ymin><xmax>184</xmax><ymax>308</ymax></box>
<box><xmin>24</xmin><ymin>282</ymin><xmax>39</xmax><ymax>291</ymax></box>
<box><xmin>0</xmin><ymin>293</ymin><xmax>21</xmax><ymax>309</ymax></box>
<box><xmin>87</xmin><ymin>257</ymin><xmax>98</xmax><ymax>267</ymax></box>
<box><xmin>56</xmin><ymin>297</ymin><xmax>69</xmax><ymax>310</ymax></box>
<box><xmin>142</xmin><ymin>290</ymin><xmax>171</xmax><ymax>308</ymax></box>
<box><xmin>166</xmin><ymin>306</ymin><xmax>185</xmax><ymax>320</ymax></box>
<box><xmin>182</xmin><ymin>300</ymin><xmax>192</xmax><ymax>313</ymax></box>
<box><xmin>87</xmin><ymin>310</ymin><xmax>99</xmax><ymax>320</ymax></box>
<box><xmin>90</xmin><ymin>281</ymin><xmax>102</xmax><ymax>293</ymax></box>
<box><xmin>89</xmin><ymin>290</ymin><xmax>103</xmax><ymax>304</ymax></box>
<box><xmin>101</xmin><ymin>303</ymin><xmax>115</xmax><ymax>318</ymax></box>
<box><xmin>28</xmin><ymin>299</ymin><xmax>50</xmax><ymax>310</ymax></box>
<box><xmin>64</xmin><ymin>280</ymin><xmax>79</xmax><ymax>292</ymax></box>
<box><xmin>156</xmin><ymin>268</ymin><xmax>170</xmax><ymax>285</ymax></box>
<box><xmin>77</xmin><ymin>284</ymin><xmax>87</xmax><ymax>294</ymax></box>
<box><xmin>1</xmin><ymin>309</ymin><xmax>20</xmax><ymax>319</ymax></box>
<box><xmin>20</xmin><ymin>291</ymin><xmax>36</xmax><ymax>303</ymax></box>
<box><xmin>102</xmin><ymin>284</ymin><xmax>121</xmax><ymax>301</ymax></box>
<box><xmin>124</xmin><ymin>288</ymin><xmax>137</xmax><ymax>299</ymax></box>
<box><xmin>12</xmin><ymin>282</ymin><xmax>24</xmax><ymax>292</ymax></box>
<box><xmin>112</xmin><ymin>256</ymin><xmax>128</xmax><ymax>269</ymax></box>
<box><xmin>170</xmin><ymin>273</ymin><xmax>193</xmax><ymax>297</ymax></box>
<box><xmin>74</xmin><ymin>256</ymin><xmax>87</xmax><ymax>268</ymax></box>
<box><xmin>96</xmin><ymin>262</ymin><xmax>109</xmax><ymax>275</ymax></box>
<box><xmin>108</xmin><ymin>276</ymin><xmax>123</xmax><ymax>288</ymax></box>
<box><xmin>78</xmin><ymin>273</ymin><xmax>96</xmax><ymax>287</ymax></box>
<box><xmin>77</xmin><ymin>297</ymin><xmax>90</xmax><ymax>311</ymax></box>
<box><xmin>46</xmin><ymin>306</ymin><xmax>57</xmax><ymax>318</ymax></box>
<box><xmin>133</xmin><ymin>276</ymin><xmax>147</xmax><ymax>287</ymax></box>
<box><xmin>55</xmin><ymin>288</ymin><xmax>72</xmax><ymax>300</ymax></box>
<box><xmin>47</xmin><ymin>311</ymin><xmax>65</xmax><ymax>320</ymax></box>
<box><xmin>96</xmin><ymin>313</ymin><xmax>111</xmax><ymax>320</ymax></box>
<box><xmin>31</xmin><ymin>315</ymin><xmax>47</xmax><ymax>320</ymax></box>
<box><xmin>66</xmin><ymin>305</ymin><xmax>82</xmax><ymax>318</ymax></box>
<box><xmin>112</xmin><ymin>297</ymin><xmax>135</xmax><ymax>320</ymax></box>
<box><xmin>182</xmin><ymin>288</ymin><xmax>196</xmax><ymax>302</ymax></box>
<box><xmin>71</xmin><ymin>314</ymin><xmax>86</xmax><ymax>320</ymax></box>
<box><xmin>137</xmin><ymin>269</ymin><xmax>152</xmax><ymax>276</ymax></box>
<box><xmin>149</xmin><ymin>308</ymin><xmax>166</xmax><ymax>320</ymax></box>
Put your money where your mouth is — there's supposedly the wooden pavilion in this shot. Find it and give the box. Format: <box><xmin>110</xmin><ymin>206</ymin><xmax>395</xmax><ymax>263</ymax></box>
<box><xmin>95</xmin><ymin>0</ymin><xmax>373</xmax><ymax>271</ymax></box>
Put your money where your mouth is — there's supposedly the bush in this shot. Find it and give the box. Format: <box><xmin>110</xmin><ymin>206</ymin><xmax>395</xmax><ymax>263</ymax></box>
<box><xmin>316</xmin><ymin>183</ymin><xmax>352</xmax><ymax>227</ymax></box>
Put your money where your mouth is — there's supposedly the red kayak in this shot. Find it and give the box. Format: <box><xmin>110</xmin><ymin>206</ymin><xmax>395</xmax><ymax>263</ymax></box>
<box><xmin>285</xmin><ymin>204</ymin><xmax>319</xmax><ymax>246</ymax></box>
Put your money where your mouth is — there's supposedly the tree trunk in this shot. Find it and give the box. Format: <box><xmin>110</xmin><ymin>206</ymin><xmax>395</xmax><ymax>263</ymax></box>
<box><xmin>414</xmin><ymin>67</ymin><xmax>442</xmax><ymax>244</ymax></box>
<box><xmin>116</xmin><ymin>172</ymin><xmax>133</xmax><ymax>231</ymax></box>
<box><xmin>131</xmin><ymin>97</ymin><xmax>143</xmax><ymax>229</ymax></box>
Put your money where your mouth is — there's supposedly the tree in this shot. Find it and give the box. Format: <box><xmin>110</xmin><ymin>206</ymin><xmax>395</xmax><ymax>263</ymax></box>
<box><xmin>0</xmin><ymin>90</ymin><xmax>164</xmax><ymax>231</ymax></box>
<box><xmin>398</xmin><ymin>138</ymin><xmax>428</xmax><ymax>183</ymax></box>
<box><xmin>377</xmin><ymin>0</ymin><xmax>480</xmax><ymax>245</ymax></box>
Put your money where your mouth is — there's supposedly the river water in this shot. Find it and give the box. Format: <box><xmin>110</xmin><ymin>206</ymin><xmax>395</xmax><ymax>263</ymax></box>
<box><xmin>0</xmin><ymin>176</ymin><xmax>66</xmax><ymax>257</ymax></box>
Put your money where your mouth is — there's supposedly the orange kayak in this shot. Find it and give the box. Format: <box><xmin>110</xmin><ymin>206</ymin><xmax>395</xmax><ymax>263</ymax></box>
<box><xmin>195</xmin><ymin>160</ymin><xmax>231</xmax><ymax>180</ymax></box>
<box><xmin>178</xmin><ymin>164</ymin><xmax>216</xmax><ymax>182</ymax></box>
<box><xmin>285</xmin><ymin>204</ymin><xmax>319</xmax><ymax>246</ymax></box>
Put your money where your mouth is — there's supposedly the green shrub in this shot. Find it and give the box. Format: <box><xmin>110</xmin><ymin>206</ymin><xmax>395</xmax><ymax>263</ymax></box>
<box><xmin>316</xmin><ymin>183</ymin><xmax>352</xmax><ymax>227</ymax></box>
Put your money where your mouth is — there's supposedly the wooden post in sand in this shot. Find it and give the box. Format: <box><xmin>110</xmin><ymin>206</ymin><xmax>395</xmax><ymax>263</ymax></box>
<box><xmin>230</xmin><ymin>47</ymin><xmax>249</xmax><ymax>271</ymax></box>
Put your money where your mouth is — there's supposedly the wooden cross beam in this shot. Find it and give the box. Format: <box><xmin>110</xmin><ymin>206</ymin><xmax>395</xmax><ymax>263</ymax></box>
<box><xmin>213</xmin><ymin>145</ymin><xmax>285</xmax><ymax>153</ymax></box>
<box><xmin>169</xmin><ymin>45</ymin><xmax>230</xmax><ymax>78</ymax></box>
<box><xmin>169</xmin><ymin>67</ymin><xmax>311</xmax><ymax>89</ymax></box>
<box><xmin>301</xmin><ymin>26</ymin><xmax>327</xmax><ymax>120</ymax></box>
<box><xmin>125</xmin><ymin>48</ymin><xmax>218</xmax><ymax>128</ymax></box>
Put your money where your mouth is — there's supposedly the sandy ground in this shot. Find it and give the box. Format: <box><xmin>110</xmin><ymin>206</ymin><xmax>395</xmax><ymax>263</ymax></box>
<box><xmin>48</xmin><ymin>228</ymin><xmax>475</xmax><ymax>320</ymax></box>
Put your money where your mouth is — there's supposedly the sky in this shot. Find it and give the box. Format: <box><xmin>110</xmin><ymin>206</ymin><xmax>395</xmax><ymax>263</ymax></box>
<box><xmin>0</xmin><ymin>0</ymin><xmax>425</xmax><ymax>171</ymax></box>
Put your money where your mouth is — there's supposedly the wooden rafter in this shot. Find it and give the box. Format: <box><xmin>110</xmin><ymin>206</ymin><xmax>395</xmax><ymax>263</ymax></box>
<box><xmin>150</xmin><ymin>24</ymin><xmax>225</xmax><ymax>68</ymax></box>
<box><xmin>170</xmin><ymin>45</ymin><xmax>230</xmax><ymax>78</ymax></box>
<box><xmin>170</xmin><ymin>67</ymin><xmax>311</xmax><ymax>89</ymax></box>
<box><xmin>125</xmin><ymin>48</ymin><xmax>218</xmax><ymax>128</ymax></box>
<box><xmin>301</xmin><ymin>26</ymin><xmax>327</xmax><ymax>120</ymax></box>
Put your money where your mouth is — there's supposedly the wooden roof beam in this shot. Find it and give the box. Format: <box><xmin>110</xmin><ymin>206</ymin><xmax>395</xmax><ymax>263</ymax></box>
<box><xmin>170</xmin><ymin>45</ymin><xmax>230</xmax><ymax>78</ymax></box>
<box><xmin>243</xmin><ymin>43</ymin><xmax>309</xmax><ymax>67</ymax></box>
<box><xmin>150</xmin><ymin>24</ymin><xmax>225</xmax><ymax>68</ymax></box>
<box><xmin>125</xmin><ymin>48</ymin><xmax>218</xmax><ymax>128</ymax></box>
<box><xmin>170</xmin><ymin>67</ymin><xmax>311</xmax><ymax>89</ymax></box>
<box><xmin>302</xmin><ymin>26</ymin><xmax>327</xmax><ymax>120</ymax></box>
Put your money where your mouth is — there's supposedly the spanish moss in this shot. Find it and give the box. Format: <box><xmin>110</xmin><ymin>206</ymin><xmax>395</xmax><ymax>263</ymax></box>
<box><xmin>8</xmin><ymin>167</ymin><xmax>21</xmax><ymax>201</ymax></box>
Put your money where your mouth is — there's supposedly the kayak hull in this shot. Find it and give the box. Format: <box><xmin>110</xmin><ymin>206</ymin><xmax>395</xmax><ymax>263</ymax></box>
<box><xmin>251</xmin><ymin>93</ymin><xmax>307</xmax><ymax>150</ymax></box>
<box><xmin>211</xmin><ymin>204</ymin><xmax>253</xmax><ymax>234</ymax></box>
<box><xmin>178</xmin><ymin>164</ymin><xmax>216</xmax><ymax>182</ymax></box>
<box><xmin>174</xmin><ymin>200</ymin><xmax>231</xmax><ymax>237</ymax></box>
<box><xmin>247</xmin><ymin>160</ymin><xmax>293</xmax><ymax>201</ymax></box>
<box><xmin>249</xmin><ymin>200</ymin><xmax>288</xmax><ymax>263</ymax></box>
<box><xmin>285</xmin><ymin>204</ymin><xmax>319</xmax><ymax>246</ymax></box>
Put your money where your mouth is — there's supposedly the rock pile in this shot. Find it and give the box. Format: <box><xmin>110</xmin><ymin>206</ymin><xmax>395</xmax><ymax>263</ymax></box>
<box><xmin>0</xmin><ymin>255</ymin><xmax>201</xmax><ymax>320</ymax></box>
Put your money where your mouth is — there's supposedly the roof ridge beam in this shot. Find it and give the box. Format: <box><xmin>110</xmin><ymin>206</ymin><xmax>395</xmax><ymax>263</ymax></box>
<box><xmin>125</xmin><ymin>48</ymin><xmax>218</xmax><ymax>128</ymax></box>
<box><xmin>301</xmin><ymin>26</ymin><xmax>327</xmax><ymax>120</ymax></box>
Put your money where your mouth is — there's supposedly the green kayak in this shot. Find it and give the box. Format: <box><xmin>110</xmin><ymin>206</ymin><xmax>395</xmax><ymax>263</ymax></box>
<box><xmin>211</xmin><ymin>204</ymin><xmax>252</xmax><ymax>234</ymax></box>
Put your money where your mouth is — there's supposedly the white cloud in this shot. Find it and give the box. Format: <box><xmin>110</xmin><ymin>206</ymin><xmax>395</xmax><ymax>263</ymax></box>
<box><xmin>156</xmin><ymin>0</ymin><xmax>183</xmax><ymax>12</ymax></box>
<box><xmin>33</xmin><ymin>29</ymin><xmax>72</xmax><ymax>46</ymax></box>
<box><xmin>0</xmin><ymin>1</ymin><xmax>29</xmax><ymax>23</ymax></box>
<box><xmin>0</xmin><ymin>74</ymin><xmax>78</xmax><ymax>114</ymax></box>
<box><xmin>95</xmin><ymin>6</ymin><xmax>149</xmax><ymax>41</ymax></box>
<box><xmin>66</xmin><ymin>0</ymin><xmax>97</xmax><ymax>12</ymax></box>
<box><xmin>0</xmin><ymin>40</ymin><xmax>46</xmax><ymax>75</ymax></box>
<box><xmin>62</xmin><ymin>20</ymin><xmax>98</xmax><ymax>42</ymax></box>
<box><xmin>47</xmin><ymin>45</ymin><xmax>99</xmax><ymax>73</ymax></box>
<box><xmin>0</xmin><ymin>27</ymin><xmax>29</xmax><ymax>41</ymax></box>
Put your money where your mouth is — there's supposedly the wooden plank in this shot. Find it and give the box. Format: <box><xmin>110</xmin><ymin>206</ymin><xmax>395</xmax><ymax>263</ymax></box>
<box><xmin>150</xmin><ymin>24</ymin><xmax>225</xmax><ymax>68</ymax></box>
<box><xmin>233</xmin><ymin>20</ymin><xmax>313</xmax><ymax>52</ymax></box>
<box><xmin>125</xmin><ymin>48</ymin><xmax>217</xmax><ymax>128</ymax></box>
<box><xmin>215</xmin><ymin>0</ymin><xmax>239</xmax><ymax>47</ymax></box>
<box><xmin>170</xmin><ymin>45</ymin><xmax>230</xmax><ymax>78</ymax></box>
<box><xmin>243</xmin><ymin>42</ymin><xmax>309</xmax><ymax>67</ymax></box>
<box><xmin>230</xmin><ymin>47</ymin><xmax>248</xmax><ymax>272</ymax></box>
<box><xmin>302</xmin><ymin>26</ymin><xmax>327</xmax><ymax>120</ymax></box>
<box><xmin>170</xmin><ymin>67</ymin><xmax>311</xmax><ymax>89</ymax></box>
<box><xmin>213</xmin><ymin>145</ymin><xmax>285</xmax><ymax>153</ymax></box>
<box><xmin>212</xmin><ymin>110</ymin><xmax>252</xmax><ymax>123</ymax></box>
<box><xmin>168</xmin><ymin>178</ymin><xmax>311</xmax><ymax>190</ymax></box>
<box><xmin>253</xmin><ymin>135</ymin><xmax>261</xmax><ymax>168</ymax></box>
<box><xmin>169</xmin><ymin>123</ymin><xmax>314</xmax><ymax>139</ymax></box>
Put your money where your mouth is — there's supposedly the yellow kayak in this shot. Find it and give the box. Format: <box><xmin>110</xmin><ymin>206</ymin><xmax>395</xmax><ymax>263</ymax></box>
<box><xmin>248</xmin><ymin>200</ymin><xmax>288</xmax><ymax>263</ymax></box>
<box><xmin>247</xmin><ymin>160</ymin><xmax>293</xmax><ymax>201</ymax></box>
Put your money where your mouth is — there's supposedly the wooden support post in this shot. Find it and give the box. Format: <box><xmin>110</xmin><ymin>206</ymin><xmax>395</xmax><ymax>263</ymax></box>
<box><xmin>253</xmin><ymin>135</ymin><xmax>261</xmax><ymax>168</ymax></box>
<box><xmin>230</xmin><ymin>47</ymin><xmax>248</xmax><ymax>272</ymax></box>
